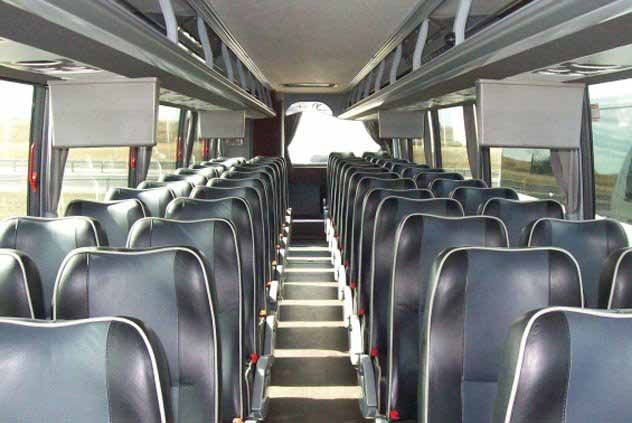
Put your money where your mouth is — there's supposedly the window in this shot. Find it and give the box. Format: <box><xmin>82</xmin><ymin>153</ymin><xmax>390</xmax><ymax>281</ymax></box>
<box><xmin>287</xmin><ymin>104</ymin><xmax>380</xmax><ymax>165</ymax></box>
<box><xmin>58</xmin><ymin>147</ymin><xmax>130</xmax><ymax>215</ymax></box>
<box><xmin>590</xmin><ymin>78</ymin><xmax>632</xmax><ymax>226</ymax></box>
<box><xmin>491</xmin><ymin>147</ymin><xmax>562</xmax><ymax>202</ymax></box>
<box><xmin>438</xmin><ymin>107</ymin><xmax>471</xmax><ymax>177</ymax></box>
<box><xmin>0</xmin><ymin>80</ymin><xmax>33</xmax><ymax>218</ymax></box>
<box><xmin>147</xmin><ymin>105</ymin><xmax>180</xmax><ymax>180</ymax></box>
<box><xmin>192</xmin><ymin>140</ymin><xmax>205</xmax><ymax>164</ymax></box>
<box><xmin>412</xmin><ymin>138</ymin><xmax>429</xmax><ymax>165</ymax></box>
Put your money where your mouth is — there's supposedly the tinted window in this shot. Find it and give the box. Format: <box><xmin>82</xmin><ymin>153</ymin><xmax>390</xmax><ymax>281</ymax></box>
<box><xmin>147</xmin><ymin>105</ymin><xmax>179</xmax><ymax>180</ymax></box>
<box><xmin>438</xmin><ymin>106</ymin><xmax>471</xmax><ymax>177</ymax></box>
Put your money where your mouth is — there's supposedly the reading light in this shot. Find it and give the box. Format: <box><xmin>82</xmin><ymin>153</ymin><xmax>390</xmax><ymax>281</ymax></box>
<box><xmin>282</xmin><ymin>82</ymin><xmax>337</xmax><ymax>88</ymax></box>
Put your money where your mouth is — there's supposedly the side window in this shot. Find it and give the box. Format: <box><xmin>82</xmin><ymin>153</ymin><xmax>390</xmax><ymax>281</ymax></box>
<box><xmin>147</xmin><ymin>105</ymin><xmax>180</xmax><ymax>180</ymax></box>
<box><xmin>438</xmin><ymin>106</ymin><xmax>471</xmax><ymax>177</ymax></box>
<box><xmin>590</xmin><ymin>78</ymin><xmax>632</xmax><ymax>225</ymax></box>
<box><xmin>490</xmin><ymin>147</ymin><xmax>562</xmax><ymax>201</ymax></box>
<box><xmin>0</xmin><ymin>80</ymin><xmax>34</xmax><ymax>218</ymax></box>
<box><xmin>58</xmin><ymin>147</ymin><xmax>130</xmax><ymax>214</ymax></box>
<box><xmin>411</xmin><ymin>138</ymin><xmax>428</xmax><ymax>165</ymax></box>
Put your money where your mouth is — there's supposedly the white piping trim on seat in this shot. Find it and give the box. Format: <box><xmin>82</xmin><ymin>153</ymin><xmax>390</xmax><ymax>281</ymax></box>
<box><xmin>0</xmin><ymin>249</ymin><xmax>35</xmax><ymax>318</ymax></box>
<box><xmin>526</xmin><ymin>217</ymin><xmax>626</xmax><ymax>247</ymax></box>
<box><xmin>421</xmin><ymin>246</ymin><xmax>584</xmax><ymax>423</ymax></box>
<box><xmin>2</xmin><ymin>216</ymin><xmax>104</xmax><ymax>247</ymax></box>
<box><xmin>64</xmin><ymin>198</ymin><xmax>148</xmax><ymax>219</ymax></box>
<box><xmin>51</xmin><ymin>246</ymin><xmax>220</xmax><ymax>421</ymax></box>
<box><xmin>502</xmin><ymin>307</ymin><xmax>632</xmax><ymax>423</ymax></box>
<box><xmin>479</xmin><ymin>198</ymin><xmax>566</xmax><ymax>219</ymax></box>
<box><xmin>0</xmin><ymin>316</ymin><xmax>168</xmax><ymax>423</ymax></box>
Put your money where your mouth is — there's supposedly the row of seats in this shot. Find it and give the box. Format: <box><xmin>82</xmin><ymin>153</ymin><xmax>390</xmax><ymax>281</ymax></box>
<box><xmin>325</xmin><ymin>151</ymin><xmax>632</xmax><ymax>422</ymax></box>
<box><xmin>0</xmin><ymin>155</ymin><xmax>290</xmax><ymax>423</ymax></box>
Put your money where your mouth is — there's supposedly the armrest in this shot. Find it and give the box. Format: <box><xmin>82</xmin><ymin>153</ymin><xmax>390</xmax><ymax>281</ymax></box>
<box><xmin>267</xmin><ymin>280</ymin><xmax>279</xmax><ymax>311</ymax></box>
<box><xmin>358</xmin><ymin>354</ymin><xmax>378</xmax><ymax>419</ymax></box>
<box><xmin>343</xmin><ymin>286</ymin><xmax>353</xmax><ymax>328</ymax></box>
<box><xmin>263</xmin><ymin>314</ymin><xmax>276</xmax><ymax>356</ymax></box>
<box><xmin>248</xmin><ymin>355</ymin><xmax>274</xmax><ymax>420</ymax></box>
<box><xmin>349</xmin><ymin>315</ymin><xmax>363</xmax><ymax>366</ymax></box>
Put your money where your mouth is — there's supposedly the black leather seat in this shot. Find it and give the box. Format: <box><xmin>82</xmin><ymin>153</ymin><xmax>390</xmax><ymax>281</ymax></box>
<box><xmin>64</xmin><ymin>199</ymin><xmax>146</xmax><ymax>247</ymax></box>
<box><xmin>54</xmin><ymin>247</ymin><xmax>221</xmax><ymax>423</ymax></box>
<box><xmin>0</xmin><ymin>249</ymin><xmax>43</xmax><ymax>318</ymax></box>
<box><xmin>420</xmin><ymin>247</ymin><xmax>582</xmax><ymax>423</ymax></box>
<box><xmin>481</xmin><ymin>198</ymin><xmax>565</xmax><ymax>246</ymax></box>
<box><xmin>430</xmin><ymin>178</ymin><xmax>487</xmax><ymax>198</ymax></box>
<box><xmin>451</xmin><ymin>187</ymin><xmax>519</xmax><ymax>215</ymax></box>
<box><xmin>527</xmin><ymin>218</ymin><xmax>628</xmax><ymax>307</ymax></box>
<box><xmin>127</xmin><ymin>218</ymin><xmax>248</xmax><ymax>421</ymax></box>
<box><xmin>177</xmin><ymin>166</ymin><xmax>218</xmax><ymax>179</ymax></box>
<box><xmin>391</xmin><ymin>163</ymin><xmax>428</xmax><ymax>176</ymax></box>
<box><xmin>0</xmin><ymin>217</ymin><xmax>105</xmax><ymax>318</ymax></box>
<box><xmin>401</xmin><ymin>167</ymin><xmax>443</xmax><ymax>179</ymax></box>
<box><xmin>416</xmin><ymin>171</ymin><xmax>463</xmax><ymax>189</ymax></box>
<box><xmin>378</xmin><ymin>215</ymin><xmax>508</xmax><ymax>420</ymax></box>
<box><xmin>0</xmin><ymin>318</ymin><xmax>170</xmax><ymax>422</ymax></box>
<box><xmin>138</xmin><ymin>180</ymin><xmax>193</xmax><ymax>198</ymax></box>
<box><xmin>106</xmin><ymin>187</ymin><xmax>175</xmax><ymax>217</ymax></box>
<box><xmin>160</xmin><ymin>173</ymin><xmax>207</xmax><ymax>186</ymax></box>
<box><xmin>494</xmin><ymin>308</ymin><xmax>632</xmax><ymax>423</ymax></box>
<box><xmin>600</xmin><ymin>247</ymin><xmax>632</xmax><ymax>308</ymax></box>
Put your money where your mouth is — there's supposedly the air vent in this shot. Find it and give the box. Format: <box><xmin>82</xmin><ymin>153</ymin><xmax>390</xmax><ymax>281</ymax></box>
<box><xmin>282</xmin><ymin>82</ymin><xmax>337</xmax><ymax>88</ymax></box>
<box><xmin>534</xmin><ymin>62</ymin><xmax>627</xmax><ymax>77</ymax></box>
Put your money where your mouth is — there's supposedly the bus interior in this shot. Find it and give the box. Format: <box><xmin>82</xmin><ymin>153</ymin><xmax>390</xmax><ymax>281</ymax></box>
<box><xmin>2</xmin><ymin>0</ymin><xmax>632</xmax><ymax>422</ymax></box>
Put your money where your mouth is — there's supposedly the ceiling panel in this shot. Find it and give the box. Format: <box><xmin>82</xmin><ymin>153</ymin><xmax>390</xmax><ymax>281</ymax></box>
<box><xmin>209</xmin><ymin>0</ymin><xmax>421</xmax><ymax>92</ymax></box>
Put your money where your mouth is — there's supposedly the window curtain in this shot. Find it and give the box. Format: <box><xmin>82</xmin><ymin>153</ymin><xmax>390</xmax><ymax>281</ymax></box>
<box><xmin>550</xmin><ymin>148</ymin><xmax>581</xmax><ymax>217</ymax></box>
<box><xmin>135</xmin><ymin>146</ymin><xmax>153</xmax><ymax>185</ymax></box>
<box><xmin>364</xmin><ymin>120</ymin><xmax>392</xmax><ymax>155</ymax></box>
<box><xmin>422</xmin><ymin>112</ymin><xmax>434</xmax><ymax>165</ymax></box>
<box><xmin>44</xmin><ymin>146</ymin><xmax>68</xmax><ymax>217</ymax></box>
<box><xmin>463</xmin><ymin>104</ymin><xmax>480</xmax><ymax>179</ymax></box>
<box><xmin>284</xmin><ymin>112</ymin><xmax>302</xmax><ymax>162</ymax></box>
<box><xmin>183</xmin><ymin>112</ymin><xmax>198</xmax><ymax>167</ymax></box>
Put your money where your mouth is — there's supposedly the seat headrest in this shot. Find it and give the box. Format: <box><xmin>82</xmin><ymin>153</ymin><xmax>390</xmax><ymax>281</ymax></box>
<box><xmin>0</xmin><ymin>318</ymin><xmax>169</xmax><ymax>422</ymax></box>
<box><xmin>401</xmin><ymin>166</ymin><xmax>442</xmax><ymax>178</ymax></box>
<box><xmin>600</xmin><ymin>247</ymin><xmax>632</xmax><ymax>309</ymax></box>
<box><xmin>159</xmin><ymin>173</ymin><xmax>207</xmax><ymax>186</ymax></box>
<box><xmin>527</xmin><ymin>218</ymin><xmax>628</xmax><ymax>307</ymax></box>
<box><xmin>494</xmin><ymin>308</ymin><xmax>632</xmax><ymax>423</ymax></box>
<box><xmin>430</xmin><ymin>178</ymin><xmax>487</xmax><ymax>198</ymax></box>
<box><xmin>64</xmin><ymin>199</ymin><xmax>146</xmax><ymax>247</ymax></box>
<box><xmin>0</xmin><ymin>217</ymin><xmax>104</xmax><ymax>318</ymax></box>
<box><xmin>0</xmin><ymin>249</ymin><xmax>43</xmax><ymax>318</ymax></box>
<box><xmin>422</xmin><ymin>247</ymin><xmax>583</xmax><ymax>423</ymax></box>
<box><xmin>416</xmin><ymin>171</ymin><xmax>463</xmax><ymax>188</ymax></box>
<box><xmin>481</xmin><ymin>198</ymin><xmax>565</xmax><ymax>246</ymax></box>
<box><xmin>450</xmin><ymin>187</ymin><xmax>519</xmax><ymax>215</ymax></box>
<box><xmin>54</xmin><ymin>247</ymin><xmax>220</xmax><ymax>422</ymax></box>
<box><xmin>137</xmin><ymin>180</ymin><xmax>193</xmax><ymax>198</ymax></box>
<box><xmin>106</xmin><ymin>187</ymin><xmax>175</xmax><ymax>217</ymax></box>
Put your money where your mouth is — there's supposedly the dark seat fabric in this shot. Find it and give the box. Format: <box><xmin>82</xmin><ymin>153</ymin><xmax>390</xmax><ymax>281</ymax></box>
<box><xmin>430</xmin><ymin>178</ymin><xmax>487</xmax><ymax>198</ymax></box>
<box><xmin>380</xmin><ymin>215</ymin><xmax>508</xmax><ymax>420</ymax></box>
<box><xmin>481</xmin><ymin>198</ymin><xmax>565</xmax><ymax>246</ymax></box>
<box><xmin>160</xmin><ymin>173</ymin><xmax>207</xmax><ymax>186</ymax></box>
<box><xmin>222</xmin><ymin>171</ymin><xmax>278</xmax><ymax>235</ymax></box>
<box><xmin>64</xmin><ymin>199</ymin><xmax>146</xmax><ymax>247</ymax></box>
<box><xmin>0</xmin><ymin>248</ymin><xmax>43</xmax><ymax>318</ymax></box>
<box><xmin>494</xmin><ymin>308</ymin><xmax>632</xmax><ymax>423</ymax></box>
<box><xmin>527</xmin><ymin>218</ymin><xmax>628</xmax><ymax>308</ymax></box>
<box><xmin>177</xmin><ymin>167</ymin><xmax>218</xmax><ymax>179</ymax></box>
<box><xmin>127</xmin><ymin>218</ymin><xmax>247</xmax><ymax>421</ymax></box>
<box><xmin>391</xmin><ymin>163</ymin><xmax>428</xmax><ymax>176</ymax></box>
<box><xmin>451</xmin><ymin>187</ymin><xmax>519</xmax><ymax>215</ymax></box>
<box><xmin>138</xmin><ymin>180</ymin><xmax>193</xmax><ymax>198</ymax></box>
<box><xmin>600</xmin><ymin>247</ymin><xmax>632</xmax><ymax>308</ymax></box>
<box><xmin>335</xmin><ymin>165</ymin><xmax>385</xmax><ymax>234</ymax></box>
<box><xmin>0</xmin><ymin>318</ymin><xmax>170</xmax><ymax>423</ymax></box>
<box><xmin>416</xmin><ymin>172</ymin><xmax>463</xmax><ymax>189</ymax></box>
<box><xmin>401</xmin><ymin>167</ymin><xmax>443</xmax><ymax>179</ymax></box>
<box><xmin>106</xmin><ymin>187</ymin><xmax>175</xmax><ymax>217</ymax></box>
<box><xmin>54</xmin><ymin>247</ymin><xmax>221</xmax><ymax>423</ymax></box>
<box><xmin>367</xmin><ymin>198</ymin><xmax>465</xmax><ymax>354</ymax></box>
<box><xmin>420</xmin><ymin>247</ymin><xmax>582</xmax><ymax>423</ymax></box>
<box><xmin>0</xmin><ymin>217</ymin><xmax>105</xmax><ymax>318</ymax></box>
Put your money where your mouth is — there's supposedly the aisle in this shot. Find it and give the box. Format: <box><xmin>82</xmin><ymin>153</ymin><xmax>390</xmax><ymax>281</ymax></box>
<box><xmin>265</xmin><ymin>236</ymin><xmax>365</xmax><ymax>422</ymax></box>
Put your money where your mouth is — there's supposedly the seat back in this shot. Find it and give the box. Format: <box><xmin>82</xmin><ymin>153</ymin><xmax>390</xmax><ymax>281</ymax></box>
<box><xmin>177</xmin><ymin>167</ymin><xmax>219</xmax><ymax>179</ymax></box>
<box><xmin>127</xmin><ymin>218</ymin><xmax>247</xmax><ymax>420</ymax></box>
<box><xmin>160</xmin><ymin>173</ymin><xmax>207</xmax><ymax>186</ymax></box>
<box><xmin>64</xmin><ymin>199</ymin><xmax>146</xmax><ymax>247</ymax></box>
<box><xmin>54</xmin><ymin>247</ymin><xmax>220</xmax><ymax>423</ymax></box>
<box><xmin>369</xmin><ymin>199</ymin><xmax>465</xmax><ymax>355</ymax></box>
<box><xmin>527</xmin><ymin>218</ymin><xmax>628</xmax><ymax>307</ymax></box>
<box><xmin>0</xmin><ymin>318</ymin><xmax>169</xmax><ymax>423</ymax></box>
<box><xmin>401</xmin><ymin>167</ymin><xmax>443</xmax><ymax>179</ymax></box>
<box><xmin>381</xmin><ymin>215</ymin><xmax>508</xmax><ymax>420</ymax></box>
<box><xmin>494</xmin><ymin>308</ymin><xmax>632</xmax><ymax>423</ymax></box>
<box><xmin>600</xmin><ymin>247</ymin><xmax>632</xmax><ymax>308</ymax></box>
<box><xmin>106</xmin><ymin>187</ymin><xmax>175</xmax><ymax>217</ymax></box>
<box><xmin>138</xmin><ymin>180</ymin><xmax>193</xmax><ymax>198</ymax></box>
<box><xmin>0</xmin><ymin>217</ymin><xmax>105</xmax><ymax>318</ymax></box>
<box><xmin>481</xmin><ymin>198</ymin><xmax>565</xmax><ymax>246</ymax></box>
<box><xmin>430</xmin><ymin>178</ymin><xmax>487</xmax><ymax>198</ymax></box>
<box><xmin>0</xmin><ymin>249</ymin><xmax>43</xmax><ymax>318</ymax></box>
<box><xmin>421</xmin><ymin>247</ymin><xmax>582</xmax><ymax>423</ymax></box>
<box><xmin>416</xmin><ymin>171</ymin><xmax>463</xmax><ymax>189</ymax></box>
<box><xmin>451</xmin><ymin>187</ymin><xmax>519</xmax><ymax>215</ymax></box>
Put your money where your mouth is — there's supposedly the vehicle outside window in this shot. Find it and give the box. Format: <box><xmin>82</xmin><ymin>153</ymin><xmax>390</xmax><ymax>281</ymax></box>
<box><xmin>590</xmin><ymin>78</ymin><xmax>632</xmax><ymax>235</ymax></box>
<box><xmin>287</xmin><ymin>102</ymin><xmax>380</xmax><ymax>165</ymax></box>
<box><xmin>58</xmin><ymin>147</ymin><xmax>130</xmax><ymax>215</ymax></box>
<box><xmin>491</xmin><ymin>147</ymin><xmax>563</xmax><ymax>202</ymax></box>
<box><xmin>0</xmin><ymin>80</ymin><xmax>33</xmax><ymax>218</ymax></box>
<box><xmin>438</xmin><ymin>106</ymin><xmax>471</xmax><ymax>177</ymax></box>
<box><xmin>146</xmin><ymin>105</ymin><xmax>180</xmax><ymax>179</ymax></box>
